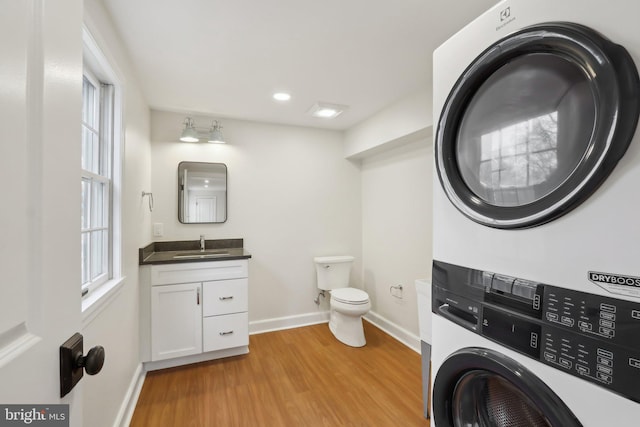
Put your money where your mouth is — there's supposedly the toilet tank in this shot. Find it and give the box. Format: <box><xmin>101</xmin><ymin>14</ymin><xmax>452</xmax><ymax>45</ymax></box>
<box><xmin>314</xmin><ymin>256</ymin><xmax>354</xmax><ymax>290</ymax></box>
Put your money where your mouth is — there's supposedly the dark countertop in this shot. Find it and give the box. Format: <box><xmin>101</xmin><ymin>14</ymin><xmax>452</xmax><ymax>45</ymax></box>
<box><xmin>139</xmin><ymin>238</ymin><xmax>252</xmax><ymax>265</ymax></box>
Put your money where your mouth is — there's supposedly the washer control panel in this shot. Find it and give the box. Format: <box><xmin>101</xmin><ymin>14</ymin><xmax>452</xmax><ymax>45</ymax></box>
<box><xmin>432</xmin><ymin>260</ymin><xmax>640</xmax><ymax>404</ymax></box>
<box><xmin>540</xmin><ymin>286</ymin><xmax>640</xmax><ymax>401</ymax></box>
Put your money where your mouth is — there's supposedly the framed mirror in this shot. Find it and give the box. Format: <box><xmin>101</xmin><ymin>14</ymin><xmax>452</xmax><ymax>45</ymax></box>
<box><xmin>178</xmin><ymin>162</ymin><xmax>227</xmax><ymax>223</ymax></box>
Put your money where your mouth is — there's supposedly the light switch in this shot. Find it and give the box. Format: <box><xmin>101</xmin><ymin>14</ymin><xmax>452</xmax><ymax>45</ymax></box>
<box><xmin>153</xmin><ymin>223</ymin><xmax>164</xmax><ymax>237</ymax></box>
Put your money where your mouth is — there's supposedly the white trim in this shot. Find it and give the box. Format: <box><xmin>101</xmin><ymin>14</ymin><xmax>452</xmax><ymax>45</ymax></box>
<box><xmin>249</xmin><ymin>311</ymin><xmax>330</xmax><ymax>335</ymax></box>
<box><xmin>82</xmin><ymin>276</ymin><xmax>125</xmax><ymax>327</ymax></box>
<box><xmin>144</xmin><ymin>346</ymin><xmax>249</xmax><ymax>372</ymax></box>
<box><xmin>81</xmin><ymin>25</ymin><xmax>124</xmax><ymax>317</ymax></box>
<box><xmin>113</xmin><ymin>363</ymin><xmax>145</xmax><ymax>427</ymax></box>
<box><xmin>363</xmin><ymin>311</ymin><xmax>421</xmax><ymax>353</ymax></box>
<box><xmin>0</xmin><ymin>323</ymin><xmax>42</xmax><ymax>369</ymax></box>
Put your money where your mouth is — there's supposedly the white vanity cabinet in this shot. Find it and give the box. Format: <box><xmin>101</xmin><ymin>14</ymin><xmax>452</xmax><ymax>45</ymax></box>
<box><xmin>142</xmin><ymin>259</ymin><xmax>249</xmax><ymax>368</ymax></box>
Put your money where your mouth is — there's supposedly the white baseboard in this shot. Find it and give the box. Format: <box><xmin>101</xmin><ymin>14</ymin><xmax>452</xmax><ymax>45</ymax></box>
<box><xmin>248</xmin><ymin>310</ymin><xmax>420</xmax><ymax>354</ymax></box>
<box><xmin>364</xmin><ymin>311</ymin><xmax>421</xmax><ymax>354</ymax></box>
<box><xmin>114</xmin><ymin>363</ymin><xmax>145</xmax><ymax>427</ymax></box>
<box><xmin>249</xmin><ymin>311</ymin><xmax>330</xmax><ymax>335</ymax></box>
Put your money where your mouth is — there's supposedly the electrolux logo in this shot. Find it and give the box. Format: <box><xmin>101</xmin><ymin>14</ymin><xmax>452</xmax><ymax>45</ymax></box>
<box><xmin>0</xmin><ymin>405</ymin><xmax>68</xmax><ymax>427</ymax></box>
<box><xmin>500</xmin><ymin>6</ymin><xmax>511</xmax><ymax>21</ymax></box>
<box><xmin>496</xmin><ymin>6</ymin><xmax>516</xmax><ymax>31</ymax></box>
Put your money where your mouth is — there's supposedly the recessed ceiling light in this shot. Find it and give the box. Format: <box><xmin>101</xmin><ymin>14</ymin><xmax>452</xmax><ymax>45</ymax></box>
<box><xmin>273</xmin><ymin>92</ymin><xmax>291</xmax><ymax>101</ymax></box>
<box><xmin>307</xmin><ymin>102</ymin><xmax>347</xmax><ymax>119</ymax></box>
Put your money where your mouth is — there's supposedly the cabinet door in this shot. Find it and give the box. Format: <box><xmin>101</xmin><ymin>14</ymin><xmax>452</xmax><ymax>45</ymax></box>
<box><xmin>151</xmin><ymin>282</ymin><xmax>202</xmax><ymax>361</ymax></box>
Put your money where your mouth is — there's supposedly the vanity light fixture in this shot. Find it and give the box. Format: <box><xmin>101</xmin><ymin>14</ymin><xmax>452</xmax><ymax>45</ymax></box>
<box><xmin>307</xmin><ymin>102</ymin><xmax>348</xmax><ymax>119</ymax></box>
<box><xmin>179</xmin><ymin>117</ymin><xmax>226</xmax><ymax>144</ymax></box>
<box><xmin>179</xmin><ymin>117</ymin><xmax>199</xmax><ymax>142</ymax></box>
<box><xmin>207</xmin><ymin>120</ymin><xmax>225</xmax><ymax>144</ymax></box>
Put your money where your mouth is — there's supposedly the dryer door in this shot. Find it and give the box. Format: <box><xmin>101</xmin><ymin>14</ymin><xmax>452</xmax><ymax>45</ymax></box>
<box><xmin>432</xmin><ymin>347</ymin><xmax>582</xmax><ymax>427</ymax></box>
<box><xmin>435</xmin><ymin>23</ymin><xmax>639</xmax><ymax>229</ymax></box>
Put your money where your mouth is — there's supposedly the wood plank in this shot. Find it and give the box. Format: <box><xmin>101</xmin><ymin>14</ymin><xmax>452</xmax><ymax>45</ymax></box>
<box><xmin>130</xmin><ymin>321</ymin><xmax>430</xmax><ymax>426</ymax></box>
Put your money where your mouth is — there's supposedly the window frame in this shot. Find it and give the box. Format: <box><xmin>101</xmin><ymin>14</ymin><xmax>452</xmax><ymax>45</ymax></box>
<box><xmin>81</xmin><ymin>26</ymin><xmax>124</xmax><ymax>318</ymax></box>
<box><xmin>81</xmin><ymin>69</ymin><xmax>112</xmax><ymax>295</ymax></box>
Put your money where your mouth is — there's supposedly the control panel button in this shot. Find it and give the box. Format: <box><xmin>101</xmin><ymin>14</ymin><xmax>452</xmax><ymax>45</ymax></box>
<box><xmin>561</xmin><ymin>316</ymin><xmax>575</xmax><ymax>327</ymax></box>
<box><xmin>596</xmin><ymin>372</ymin><xmax>613</xmax><ymax>384</ymax></box>
<box><xmin>600</xmin><ymin>311</ymin><xmax>616</xmax><ymax>321</ymax></box>
<box><xmin>600</xmin><ymin>303</ymin><xmax>616</xmax><ymax>313</ymax></box>
<box><xmin>632</xmin><ymin>310</ymin><xmax>640</xmax><ymax>320</ymax></box>
<box><xmin>576</xmin><ymin>365</ymin><xmax>590</xmax><ymax>375</ymax></box>
<box><xmin>599</xmin><ymin>319</ymin><xmax>615</xmax><ymax>329</ymax></box>
<box><xmin>629</xmin><ymin>358</ymin><xmax>640</xmax><ymax>369</ymax></box>
<box><xmin>599</xmin><ymin>327</ymin><xmax>615</xmax><ymax>337</ymax></box>
<box><xmin>597</xmin><ymin>348</ymin><xmax>614</xmax><ymax>360</ymax></box>
<box><xmin>578</xmin><ymin>321</ymin><xmax>592</xmax><ymax>331</ymax></box>
<box><xmin>597</xmin><ymin>356</ymin><xmax>613</xmax><ymax>367</ymax></box>
<box><xmin>597</xmin><ymin>365</ymin><xmax>613</xmax><ymax>375</ymax></box>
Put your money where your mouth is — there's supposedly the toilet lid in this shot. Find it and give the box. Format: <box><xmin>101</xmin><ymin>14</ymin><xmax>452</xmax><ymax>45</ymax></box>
<box><xmin>331</xmin><ymin>288</ymin><xmax>369</xmax><ymax>304</ymax></box>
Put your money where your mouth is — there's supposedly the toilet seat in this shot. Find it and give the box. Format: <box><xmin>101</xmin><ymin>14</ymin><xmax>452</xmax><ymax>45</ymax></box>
<box><xmin>331</xmin><ymin>288</ymin><xmax>369</xmax><ymax>304</ymax></box>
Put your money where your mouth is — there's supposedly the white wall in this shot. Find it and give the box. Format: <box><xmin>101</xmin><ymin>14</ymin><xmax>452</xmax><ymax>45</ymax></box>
<box><xmin>82</xmin><ymin>2</ymin><xmax>151</xmax><ymax>426</ymax></box>
<box><xmin>150</xmin><ymin>110</ymin><xmax>362</xmax><ymax>326</ymax></box>
<box><xmin>361</xmin><ymin>136</ymin><xmax>433</xmax><ymax>338</ymax></box>
<box><xmin>344</xmin><ymin>87</ymin><xmax>432</xmax><ymax>159</ymax></box>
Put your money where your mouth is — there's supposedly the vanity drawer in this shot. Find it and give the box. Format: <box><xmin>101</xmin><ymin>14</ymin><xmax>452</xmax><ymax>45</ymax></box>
<box><xmin>151</xmin><ymin>260</ymin><xmax>248</xmax><ymax>286</ymax></box>
<box><xmin>202</xmin><ymin>278</ymin><xmax>248</xmax><ymax>316</ymax></box>
<box><xmin>203</xmin><ymin>312</ymin><xmax>249</xmax><ymax>352</ymax></box>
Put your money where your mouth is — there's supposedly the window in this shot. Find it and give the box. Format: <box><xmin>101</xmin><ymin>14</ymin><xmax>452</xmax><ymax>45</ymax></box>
<box><xmin>81</xmin><ymin>29</ymin><xmax>121</xmax><ymax>304</ymax></box>
<box><xmin>478</xmin><ymin>112</ymin><xmax>558</xmax><ymax>206</ymax></box>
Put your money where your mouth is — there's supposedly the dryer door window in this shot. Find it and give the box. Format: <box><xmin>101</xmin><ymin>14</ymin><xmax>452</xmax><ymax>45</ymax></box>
<box><xmin>432</xmin><ymin>347</ymin><xmax>583</xmax><ymax>427</ymax></box>
<box><xmin>435</xmin><ymin>23</ymin><xmax>640</xmax><ymax>229</ymax></box>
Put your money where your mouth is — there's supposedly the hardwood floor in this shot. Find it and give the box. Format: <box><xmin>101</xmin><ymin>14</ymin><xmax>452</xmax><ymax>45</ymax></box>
<box><xmin>130</xmin><ymin>321</ymin><xmax>430</xmax><ymax>426</ymax></box>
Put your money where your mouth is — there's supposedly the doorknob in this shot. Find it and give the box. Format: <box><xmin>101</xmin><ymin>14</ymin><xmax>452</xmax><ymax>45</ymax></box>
<box><xmin>60</xmin><ymin>333</ymin><xmax>106</xmax><ymax>397</ymax></box>
<box><xmin>76</xmin><ymin>345</ymin><xmax>105</xmax><ymax>375</ymax></box>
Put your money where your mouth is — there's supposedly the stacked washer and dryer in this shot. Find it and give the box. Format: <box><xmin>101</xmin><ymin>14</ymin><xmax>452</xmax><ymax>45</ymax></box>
<box><xmin>430</xmin><ymin>0</ymin><xmax>640</xmax><ymax>425</ymax></box>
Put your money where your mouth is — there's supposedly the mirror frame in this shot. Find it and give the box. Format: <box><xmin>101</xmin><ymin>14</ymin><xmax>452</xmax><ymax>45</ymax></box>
<box><xmin>178</xmin><ymin>161</ymin><xmax>228</xmax><ymax>224</ymax></box>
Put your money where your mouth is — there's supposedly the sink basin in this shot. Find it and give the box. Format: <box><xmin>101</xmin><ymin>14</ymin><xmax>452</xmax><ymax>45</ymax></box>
<box><xmin>172</xmin><ymin>250</ymin><xmax>230</xmax><ymax>259</ymax></box>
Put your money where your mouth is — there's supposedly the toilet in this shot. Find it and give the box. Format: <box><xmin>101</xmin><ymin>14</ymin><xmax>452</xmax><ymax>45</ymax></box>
<box><xmin>314</xmin><ymin>256</ymin><xmax>371</xmax><ymax>347</ymax></box>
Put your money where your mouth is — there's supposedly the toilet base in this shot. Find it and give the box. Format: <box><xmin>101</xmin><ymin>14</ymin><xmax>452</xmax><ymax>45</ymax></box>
<box><xmin>328</xmin><ymin>309</ymin><xmax>367</xmax><ymax>347</ymax></box>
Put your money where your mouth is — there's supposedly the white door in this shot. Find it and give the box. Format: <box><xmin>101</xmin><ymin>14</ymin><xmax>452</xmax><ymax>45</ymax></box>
<box><xmin>0</xmin><ymin>0</ymin><xmax>84</xmax><ymax>424</ymax></box>
<box><xmin>196</xmin><ymin>196</ymin><xmax>216</xmax><ymax>222</ymax></box>
<box><xmin>151</xmin><ymin>283</ymin><xmax>203</xmax><ymax>361</ymax></box>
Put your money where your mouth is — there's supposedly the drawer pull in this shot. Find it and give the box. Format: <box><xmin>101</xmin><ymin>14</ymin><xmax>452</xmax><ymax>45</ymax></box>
<box><xmin>219</xmin><ymin>296</ymin><xmax>234</xmax><ymax>301</ymax></box>
<box><xmin>219</xmin><ymin>331</ymin><xmax>234</xmax><ymax>336</ymax></box>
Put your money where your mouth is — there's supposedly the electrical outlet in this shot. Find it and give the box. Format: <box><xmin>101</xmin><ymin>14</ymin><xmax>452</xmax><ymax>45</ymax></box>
<box><xmin>153</xmin><ymin>223</ymin><xmax>164</xmax><ymax>237</ymax></box>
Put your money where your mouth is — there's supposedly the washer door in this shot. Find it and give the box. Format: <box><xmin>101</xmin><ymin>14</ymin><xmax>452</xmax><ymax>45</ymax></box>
<box><xmin>433</xmin><ymin>348</ymin><xmax>582</xmax><ymax>427</ymax></box>
<box><xmin>435</xmin><ymin>22</ymin><xmax>639</xmax><ymax>229</ymax></box>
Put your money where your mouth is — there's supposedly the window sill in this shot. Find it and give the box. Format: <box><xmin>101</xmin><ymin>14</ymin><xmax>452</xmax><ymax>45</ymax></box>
<box><xmin>82</xmin><ymin>276</ymin><xmax>126</xmax><ymax>327</ymax></box>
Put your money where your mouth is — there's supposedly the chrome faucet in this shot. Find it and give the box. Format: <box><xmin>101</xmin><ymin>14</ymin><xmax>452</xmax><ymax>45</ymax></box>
<box><xmin>200</xmin><ymin>235</ymin><xmax>205</xmax><ymax>252</ymax></box>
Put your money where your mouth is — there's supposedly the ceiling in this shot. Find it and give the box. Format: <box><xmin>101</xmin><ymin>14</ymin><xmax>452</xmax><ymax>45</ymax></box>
<box><xmin>101</xmin><ymin>0</ymin><xmax>500</xmax><ymax>130</ymax></box>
